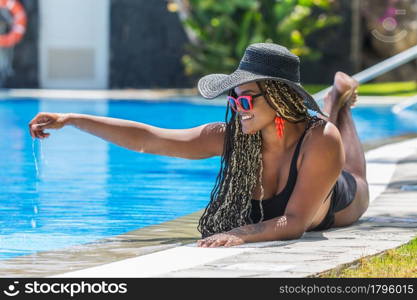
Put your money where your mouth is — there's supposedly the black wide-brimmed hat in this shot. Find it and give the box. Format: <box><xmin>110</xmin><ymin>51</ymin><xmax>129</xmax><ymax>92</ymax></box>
<box><xmin>198</xmin><ymin>43</ymin><xmax>327</xmax><ymax>117</ymax></box>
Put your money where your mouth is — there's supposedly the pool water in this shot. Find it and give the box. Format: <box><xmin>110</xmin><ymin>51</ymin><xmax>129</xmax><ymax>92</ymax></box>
<box><xmin>1</xmin><ymin>99</ymin><xmax>417</xmax><ymax>260</ymax></box>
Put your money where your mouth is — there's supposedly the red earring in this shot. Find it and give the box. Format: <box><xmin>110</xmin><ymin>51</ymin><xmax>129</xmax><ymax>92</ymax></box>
<box><xmin>274</xmin><ymin>116</ymin><xmax>285</xmax><ymax>139</ymax></box>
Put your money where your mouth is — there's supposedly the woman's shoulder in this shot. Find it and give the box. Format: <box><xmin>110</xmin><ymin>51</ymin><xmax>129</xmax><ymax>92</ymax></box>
<box><xmin>304</xmin><ymin>117</ymin><xmax>342</xmax><ymax>151</ymax></box>
<box><xmin>299</xmin><ymin>117</ymin><xmax>344</xmax><ymax>170</ymax></box>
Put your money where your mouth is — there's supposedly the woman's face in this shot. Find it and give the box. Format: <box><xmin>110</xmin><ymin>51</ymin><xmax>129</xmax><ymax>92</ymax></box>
<box><xmin>233</xmin><ymin>82</ymin><xmax>276</xmax><ymax>135</ymax></box>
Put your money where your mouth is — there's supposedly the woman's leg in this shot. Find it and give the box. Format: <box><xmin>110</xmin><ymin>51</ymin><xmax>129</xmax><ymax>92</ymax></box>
<box><xmin>323</xmin><ymin>71</ymin><xmax>370</xmax><ymax>225</ymax></box>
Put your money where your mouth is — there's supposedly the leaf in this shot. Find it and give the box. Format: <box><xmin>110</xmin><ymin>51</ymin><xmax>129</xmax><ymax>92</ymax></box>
<box><xmin>236</xmin><ymin>10</ymin><xmax>254</xmax><ymax>56</ymax></box>
<box><xmin>290</xmin><ymin>30</ymin><xmax>304</xmax><ymax>46</ymax></box>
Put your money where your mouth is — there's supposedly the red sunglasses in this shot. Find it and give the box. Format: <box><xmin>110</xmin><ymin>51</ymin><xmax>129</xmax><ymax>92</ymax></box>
<box><xmin>227</xmin><ymin>93</ymin><xmax>264</xmax><ymax>112</ymax></box>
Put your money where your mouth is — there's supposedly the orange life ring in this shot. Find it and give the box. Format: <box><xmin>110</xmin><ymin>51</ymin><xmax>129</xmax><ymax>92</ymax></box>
<box><xmin>0</xmin><ymin>0</ymin><xmax>27</xmax><ymax>48</ymax></box>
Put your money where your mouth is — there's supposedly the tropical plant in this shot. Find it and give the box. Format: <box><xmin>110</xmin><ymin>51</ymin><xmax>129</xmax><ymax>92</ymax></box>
<box><xmin>173</xmin><ymin>0</ymin><xmax>342</xmax><ymax>76</ymax></box>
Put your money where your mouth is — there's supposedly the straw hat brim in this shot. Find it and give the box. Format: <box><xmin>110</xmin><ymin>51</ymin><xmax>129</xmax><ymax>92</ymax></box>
<box><xmin>198</xmin><ymin>69</ymin><xmax>328</xmax><ymax>117</ymax></box>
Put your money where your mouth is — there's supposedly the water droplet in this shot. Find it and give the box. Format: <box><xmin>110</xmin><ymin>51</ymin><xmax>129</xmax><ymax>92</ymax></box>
<box><xmin>32</xmin><ymin>138</ymin><xmax>40</xmax><ymax>178</ymax></box>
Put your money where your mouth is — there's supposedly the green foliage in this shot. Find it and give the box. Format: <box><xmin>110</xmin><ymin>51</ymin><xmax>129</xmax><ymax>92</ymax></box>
<box><xmin>180</xmin><ymin>0</ymin><xmax>342</xmax><ymax>76</ymax></box>
<box><xmin>305</xmin><ymin>81</ymin><xmax>417</xmax><ymax>96</ymax></box>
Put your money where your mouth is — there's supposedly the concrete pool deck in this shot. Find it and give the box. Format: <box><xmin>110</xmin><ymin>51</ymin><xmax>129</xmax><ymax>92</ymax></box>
<box><xmin>1</xmin><ymin>92</ymin><xmax>416</xmax><ymax>277</ymax></box>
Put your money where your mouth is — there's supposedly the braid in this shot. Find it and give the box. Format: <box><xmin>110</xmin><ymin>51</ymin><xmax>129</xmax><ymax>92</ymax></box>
<box><xmin>198</xmin><ymin>81</ymin><xmax>323</xmax><ymax>238</ymax></box>
<box><xmin>197</xmin><ymin>92</ymin><xmax>263</xmax><ymax>238</ymax></box>
<box><xmin>261</xmin><ymin>80</ymin><xmax>308</xmax><ymax>122</ymax></box>
<box><xmin>261</xmin><ymin>79</ymin><xmax>326</xmax><ymax>131</ymax></box>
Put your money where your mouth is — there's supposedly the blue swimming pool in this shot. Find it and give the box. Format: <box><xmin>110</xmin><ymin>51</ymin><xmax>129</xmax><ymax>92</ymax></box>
<box><xmin>1</xmin><ymin>98</ymin><xmax>417</xmax><ymax>260</ymax></box>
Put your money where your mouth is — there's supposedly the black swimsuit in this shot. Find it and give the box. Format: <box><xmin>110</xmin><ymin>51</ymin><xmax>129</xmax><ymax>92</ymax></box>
<box><xmin>249</xmin><ymin>120</ymin><xmax>357</xmax><ymax>231</ymax></box>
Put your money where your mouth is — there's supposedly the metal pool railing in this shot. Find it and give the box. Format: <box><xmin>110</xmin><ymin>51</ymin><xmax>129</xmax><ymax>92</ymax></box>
<box><xmin>313</xmin><ymin>44</ymin><xmax>417</xmax><ymax>104</ymax></box>
<box><xmin>392</xmin><ymin>94</ymin><xmax>417</xmax><ymax>114</ymax></box>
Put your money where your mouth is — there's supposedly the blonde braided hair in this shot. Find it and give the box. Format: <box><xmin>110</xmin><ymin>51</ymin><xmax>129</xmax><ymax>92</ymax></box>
<box><xmin>261</xmin><ymin>79</ymin><xmax>308</xmax><ymax>122</ymax></box>
<box><xmin>198</xmin><ymin>80</ymin><xmax>323</xmax><ymax>238</ymax></box>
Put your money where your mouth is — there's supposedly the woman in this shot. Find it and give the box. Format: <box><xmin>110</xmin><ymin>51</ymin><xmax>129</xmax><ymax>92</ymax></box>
<box><xmin>29</xmin><ymin>43</ymin><xmax>369</xmax><ymax>248</ymax></box>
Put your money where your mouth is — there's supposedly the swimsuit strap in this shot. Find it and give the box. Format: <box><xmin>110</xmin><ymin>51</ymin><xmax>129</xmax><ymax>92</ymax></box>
<box><xmin>290</xmin><ymin>117</ymin><xmax>326</xmax><ymax>172</ymax></box>
<box><xmin>291</xmin><ymin>128</ymin><xmax>308</xmax><ymax>169</ymax></box>
<box><xmin>280</xmin><ymin>124</ymin><xmax>310</xmax><ymax>195</ymax></box>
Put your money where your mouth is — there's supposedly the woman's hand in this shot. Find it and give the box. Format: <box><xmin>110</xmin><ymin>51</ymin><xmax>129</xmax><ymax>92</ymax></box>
<box><xmin>197</xmin><ymin>232</ymin><xmax>245</xmax><ymax>248</ymax></box>
<box><xmin>29</xmin><ymin>112</ymin><xmax>69</xmax><ymax>139</ymax></box>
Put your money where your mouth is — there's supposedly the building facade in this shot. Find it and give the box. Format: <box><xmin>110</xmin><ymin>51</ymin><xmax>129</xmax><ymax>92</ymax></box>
<box><xmin>4</xmin><ymin>0</ymin><xmax>191</xmax><ymax>89</ymax></box>
<box><xmin>2</xmin><ymin>0</ymin><xmax>415</xmax><ymax>89</ymax></box>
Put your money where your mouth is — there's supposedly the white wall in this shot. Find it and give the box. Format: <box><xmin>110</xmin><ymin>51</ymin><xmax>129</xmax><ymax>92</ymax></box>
<box><xmin>39</xmin><ymin>0</ymin><xmax>110</xmax><ymax>89</ymax></box>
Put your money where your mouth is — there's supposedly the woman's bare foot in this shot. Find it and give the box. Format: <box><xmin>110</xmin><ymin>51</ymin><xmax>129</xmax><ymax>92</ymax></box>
<box><xmin>323</xmin><ymin>72</ymin><xmax>359</xmax><ymax>123</ymax></box>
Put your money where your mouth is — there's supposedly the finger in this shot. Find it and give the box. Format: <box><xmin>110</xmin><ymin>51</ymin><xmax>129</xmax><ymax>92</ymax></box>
<box><xmin>35</xmin><ymin>129</ymin><xmax>45</xmax><ymax>139</ymax></box>
<box><xmin>33</xmin><ymin>122</ymin><xmax>51</xmax><ymax>131</ymax></box>
<box><xmin>209</xmin><ymin>240</ymin><xmax>224</xmax><ymax>248</ymax></box>
<box><xmin>29</xmin><ymin>120</ymin><xmax>41</xmax><ymax>138</ymax></box>
<box><xmin>39</xmin><ymin>131</ymin><xmax>49</xmax><ymax>139</ymax></box>
<box><xmin>29</xmin><ymin>114</ymin><xmax>47</xmax><ymax>127</ymax></box>
<box><xmin>33</xmin><ymin>127</ymin><xmax>47</xmax><ymax>138</ymax></box>
<box><xmin>32</xmin><ymin>128</ymin><xmax>39</xmax><ymax>138</ymax></box>
<box><xmin>31</xmin><ymin>124</ymin><xmax>42</xmax><ymax>131</ymax></box>
<box><xmin>224</xmin><ymin>241</ymin><xmax>235</xmax><ymax>247</ymax></box>
<box><xmin>34</xmin><ymin>131</ymin><xmax>42</xmax><ymax>139</ymax></box>
<box><xmin>28</xmin><ymin>114</ymin><xmax>40</xmax><ymax>127</ymax></box>
<box><xmin>197</xmin><ymin>240</ymin><xmax>207</xmax><ymax>247</ymax></box>
<box><xmin>202</xmin><ymin>240</ymin><xmax>212</xmax><ymax>248</ymax></box>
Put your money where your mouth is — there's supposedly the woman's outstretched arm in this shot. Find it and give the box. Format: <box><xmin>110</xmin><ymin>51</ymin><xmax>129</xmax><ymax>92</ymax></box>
<box><xmin>29</xmin><ymin>113</ymin><xmax>225</xmax><ymax>159</ymax></box>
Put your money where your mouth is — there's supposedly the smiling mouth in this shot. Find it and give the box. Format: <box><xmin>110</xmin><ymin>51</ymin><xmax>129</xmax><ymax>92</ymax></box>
<box><xmin>240</xmin><ymin>114</ymin><xmax>254</xmax><ymax>121</ymax></box>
